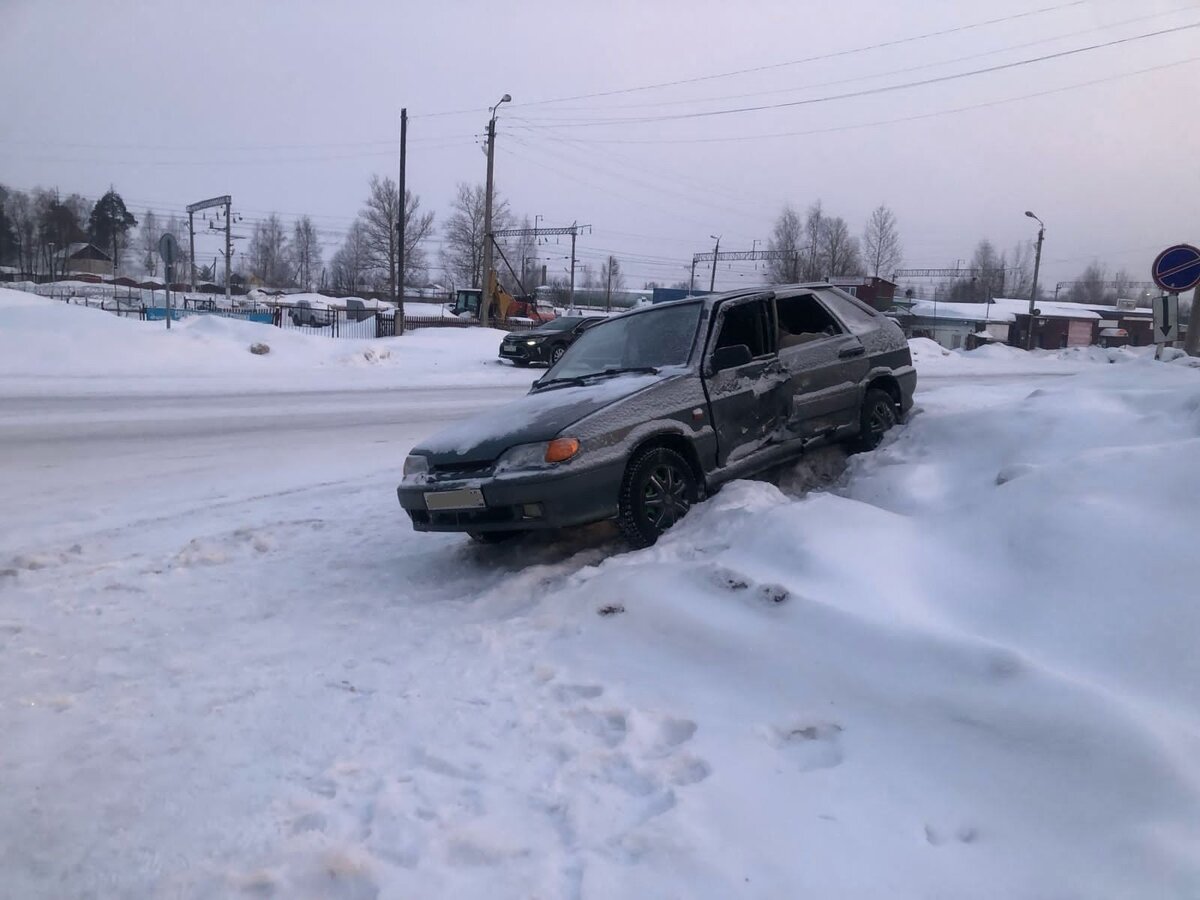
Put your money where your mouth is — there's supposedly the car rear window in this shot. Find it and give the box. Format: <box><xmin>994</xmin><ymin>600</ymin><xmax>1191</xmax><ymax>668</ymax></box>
<box><xmin>818</xmin><ymin>289</ymin><xmax>880</xmax><ymax>335</ymax></box>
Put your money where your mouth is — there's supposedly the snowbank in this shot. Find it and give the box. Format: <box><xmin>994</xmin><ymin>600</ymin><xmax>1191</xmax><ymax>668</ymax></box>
<box><xmin>909</xmin><ymin>336</ymin><xmax>1170</xmax><ymax>376</ymax></box>
<box><xmin>499</xmin><ymin>359</ymin><xmax>1200</xmax><ymax>897</ymax></box>
<box><xmin>0</xmin><ymin>287</ymin><xmax>532</xmax><ymax>394</ymax></box>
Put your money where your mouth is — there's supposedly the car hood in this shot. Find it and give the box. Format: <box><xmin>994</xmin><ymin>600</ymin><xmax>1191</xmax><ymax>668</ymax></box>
<box><xmin>414</xmin><ymin>373</ymin><xmax>663</xmax><ymax>465</ymax></box>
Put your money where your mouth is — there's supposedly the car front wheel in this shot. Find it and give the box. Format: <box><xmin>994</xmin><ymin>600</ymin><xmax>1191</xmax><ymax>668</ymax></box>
<box><xmin>550</xmin><ymin>344</ymin><xmax>567</xmax><ymax>364</ymax></box>
<box><xmin>854</xmin><ymin>387</ymin><xmax>899</xmax><ymax>451</ymax></box>
<box><xmin>617</xmin><ymin>447</ymin><xmax>698</xmax><ymax>548</ymax></box>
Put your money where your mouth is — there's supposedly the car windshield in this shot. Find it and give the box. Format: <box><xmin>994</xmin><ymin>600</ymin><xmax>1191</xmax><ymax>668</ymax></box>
<box><xmin>531</xmin><ymin>318</ymin><xmax>580</xmax><ymax>334</ymax></box>
<box><xmin>543</xmin><ymin>302</ymin><xmax>702</xmax><ymax>381</ymax></box>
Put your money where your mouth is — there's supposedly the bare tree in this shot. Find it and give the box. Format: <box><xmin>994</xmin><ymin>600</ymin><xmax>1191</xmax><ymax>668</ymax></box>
<box><xmin>974</xmin><ymin>239</ymin><xmax>1007</xmax><ymax>300</ymax></box>
<box><xmin>248</xmin><ymin>213</ymin><xmax>290</xmax><ymax>287</ymax></box>
<box><xmin>861</xmin><ymin>204</ymin><xmax>902</xmax><ymax>278</ymax></box>
<box><xmin>767</xmin><ymin>204</ymin><xmax>803</xmax><ymax>282</ymax></box>
<box><xmin>1110</xmin><ymin>268</ymin><xmax>1140</xmax><ymax>305</ymax></box>
<box><xmin>500</xmin><ymin>216</ymin><xmax>537</xmax><ymax>293</ymax></box>
<box><xmin>0</xmin><ymin>186</ymin><xmax>14</xmax><ymax>268</ymax></box>
<box><xmin>400</xmin><ymin>189</ymin><xmax>435</xmax><ymax>287</ymax></box>
<box><xmin>820</xmin><ymin>216</ymin><xmax>862</xmax><ymax>277</ymax></box>
<box><xmin>440</xmin><ymin>182</ymin><xmax>509</xmax><ymax>289</ymax></box>
<box><xmin>946</xmin><ymin>239</ymin><xmax>1006</xmax><ymax>301</ymax></box>
<box><xmin>35</xmin><ymin>190</ymin><xmax>88</xmax><ymax>278</ymax></box>
<box><xmin>6</xmin><ymin>190</ymin><xmax>38</xmax><ymax>277</ymax></box>
<box><xmin>1005</xmin><ymin>239</ymin><xmax>1034</xmax><ymax>299</ymax></box>
<box><xmin>138</xmin><ymin>210</ymin><xmax>160</xmax><ymax>276</ymax></box>
<box><xmin>291</xmin><ymin>215</ymin><xmax>321</xmax><ymax>290</ymax></box>
<box><xmin>1066</xmin><ymin>262</ymin><xmax>1109</xmax><ymax>306</ymax></box>
<box><xmin>330</xmin><ymin>220</ymin><xmax>372</xmax><ymax>293</ymax></box>
<box><xmin>801</xmin><ymin>201</ymin><xmax>825</xmax><ymax>281</ymax></box>
<box><xmin>601</xmin><ymin>255</ymin><xmax>624</xmax><ymax>310</ymax></box>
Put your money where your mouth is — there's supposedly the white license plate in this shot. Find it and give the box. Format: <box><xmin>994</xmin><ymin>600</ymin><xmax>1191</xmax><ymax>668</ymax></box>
<box><xmin>424</xmin><ymin>488</ymin><xmax>486</xmax><ymax>511</ymax></box>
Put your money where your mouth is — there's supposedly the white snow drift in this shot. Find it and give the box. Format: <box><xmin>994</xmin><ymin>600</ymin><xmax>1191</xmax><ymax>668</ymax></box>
<box><xmin>1</xmin><ymin>293</ymin><xmax>1199</xmax><ymax>898</ymax></box>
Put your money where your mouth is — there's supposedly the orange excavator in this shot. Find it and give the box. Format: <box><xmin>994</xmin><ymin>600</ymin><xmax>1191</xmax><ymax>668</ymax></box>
<box><xmin>449</xmin><ymin>271</ymin><xmax>556</xmax><ymax>325</ymax></box>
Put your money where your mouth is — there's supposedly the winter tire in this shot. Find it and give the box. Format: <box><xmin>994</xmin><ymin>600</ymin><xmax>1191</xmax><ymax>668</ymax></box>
<box><xmin>854</xmin><ymin>387</ymin><xmax>898</xmax><ymax>452</ymax></box>
<box><xmin>617</xmin><ymin>446</ymin><xmax>699</xmax><ymax>548</ymax></box>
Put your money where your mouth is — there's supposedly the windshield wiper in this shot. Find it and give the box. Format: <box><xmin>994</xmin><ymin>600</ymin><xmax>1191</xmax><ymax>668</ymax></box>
<box><xmin>534</xmin><ymin>366</ymin><xmax>660</xmax><ymax>391</ymax></box>
<box><xmin>597</xmin><ymin>366</ymin><xmax>660</xmax><ymax>377</ymax></box>
<box><xmin>532</xmin><ymin>375</ymin><xmax>589</xmax><ymax>391</ymax></box>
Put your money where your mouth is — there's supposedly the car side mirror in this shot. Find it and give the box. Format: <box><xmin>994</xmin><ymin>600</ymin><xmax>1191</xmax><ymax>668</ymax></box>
<box><xmin>712</xmin><ymin>343</ymin><xmax>753</xmax><ymax>372</ymax></box>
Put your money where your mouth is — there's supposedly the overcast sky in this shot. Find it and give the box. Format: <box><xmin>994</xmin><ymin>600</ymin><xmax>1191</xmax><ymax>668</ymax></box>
<box><xmin>2</xmin><ymin>0</ymin><xmax>1199</xmax><ymax>291</ymax></box>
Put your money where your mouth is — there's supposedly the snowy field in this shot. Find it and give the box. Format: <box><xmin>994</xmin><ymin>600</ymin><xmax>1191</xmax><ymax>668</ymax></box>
<box><xmin>3</xmin><ymin>290</ymin><xmax>1200</xmax><ymax>898</ymax></box>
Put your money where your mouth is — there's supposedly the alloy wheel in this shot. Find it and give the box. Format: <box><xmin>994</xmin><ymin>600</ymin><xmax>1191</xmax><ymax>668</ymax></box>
<box><xmin>642</xmin><ymin>463</ymin><xmax>691</xmax><ymax>529</ymax></box>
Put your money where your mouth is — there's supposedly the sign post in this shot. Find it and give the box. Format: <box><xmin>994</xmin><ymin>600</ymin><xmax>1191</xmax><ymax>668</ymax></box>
<box><xmin>1151</xmin><ymin>244</ymin><xmax>1200</xmax><ymax>358</ymax></box>
<box><xmin>158</xmin><ymin>233</ymin><xmax>179</xmax><ymax>331</ymax></box>
<box><xmin>1153</xmin><ymin>293</ymin><xmax>1179</xmax><ymax>359</ymax></box>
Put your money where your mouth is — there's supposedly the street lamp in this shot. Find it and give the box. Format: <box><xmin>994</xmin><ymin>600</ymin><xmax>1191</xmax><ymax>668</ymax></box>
<box><xmin>1024</xmin><ymin>211</ymin><xmax>1045</xmax><ymax>350</ymax></box>
<box><xmin>480</xmin><ymin>93</ymin><xmax>512</xmax><ymax>324</ymax></box>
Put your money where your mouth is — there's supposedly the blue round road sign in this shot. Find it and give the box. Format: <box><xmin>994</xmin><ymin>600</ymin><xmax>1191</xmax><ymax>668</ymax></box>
<box><xmin>1151</xmin><ymin>244</ymin><xmax>1200</xmax><ymax>293</ymax></box>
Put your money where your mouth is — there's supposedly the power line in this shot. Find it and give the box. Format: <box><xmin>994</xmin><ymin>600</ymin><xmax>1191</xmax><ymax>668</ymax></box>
<box><xmin>515</xmin><ymin>5</ymin><xmax>1197</xmax><ymax>115</ymax></box>
<box><xmin>509</xmin><ymin>21</ymin><xmax>1200</xmax><ymax>128</ymax></box>
<box><xmin>411</xmin><ymin>1</ymin><xmax>1095</xmax><ymax>120</ymax></box>
<box><xmin>511</xmin><ymin>0</ymin><xmax>1090</xmax><ymax>108</ymax></box>
<box><xmin>501</xmin><ymin>134</ymin><xmax>765</xmax><ymax>225</ymax></box>
<box><xmin>511</xmin><ymin>55</ymin><xmax>1200</xmax><ymax>145</ymax></box>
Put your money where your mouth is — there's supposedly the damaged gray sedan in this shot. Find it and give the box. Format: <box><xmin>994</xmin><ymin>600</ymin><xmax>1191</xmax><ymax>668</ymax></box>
<box><xmin>397</xmin><ymin>285</ymin><xmax>916</xmax><ymax>547</ymax></box>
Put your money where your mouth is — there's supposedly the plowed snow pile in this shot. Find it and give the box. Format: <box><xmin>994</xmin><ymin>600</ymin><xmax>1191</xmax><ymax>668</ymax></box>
<box><xmin>2</xmin><ymin>290</ymin><xmax>1199</xmax><ymax>898</ymax></box>
<box><xmin>0</xmin><ymin>287</ymin><xmax>528</xmax><ymax>392</ymax></box>
<box><xmin>516</xmin><ymin>360</ymin><xmax>1200</xmax><ymax>897</ymax></box>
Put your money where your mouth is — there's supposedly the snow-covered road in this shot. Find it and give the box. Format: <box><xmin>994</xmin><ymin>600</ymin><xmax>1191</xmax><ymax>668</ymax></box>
<box><xmin>0</xmin><ymin>385</ymin><xmax>526</xmax><ymax>550</ymax></box>
<box><xmin>3</xmin><ymin>296</ymin><xmax>1200</xmax><ymax>898</ymax></box>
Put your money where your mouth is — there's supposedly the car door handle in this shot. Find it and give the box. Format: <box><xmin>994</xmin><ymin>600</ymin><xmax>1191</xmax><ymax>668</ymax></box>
<box><xmin>838</xmin><ymin>345</ymin><xmax>865</xmax><ymax>359</ymax></box>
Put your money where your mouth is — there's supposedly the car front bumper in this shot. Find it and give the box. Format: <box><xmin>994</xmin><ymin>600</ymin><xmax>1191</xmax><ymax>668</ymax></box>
<box><xmin>894</xmin><ymin>365</ymin><xmax>918</xmax><ymax>413</ymax></box>
<box><xmin>396</xmin><ymin>458</ymin><xmax>625</xmax><ymax>533</ymax></box>
<box><xmin>498</xmin><ymin>339</ymin><xmax>549</xmax><ymax>364</ymax></box>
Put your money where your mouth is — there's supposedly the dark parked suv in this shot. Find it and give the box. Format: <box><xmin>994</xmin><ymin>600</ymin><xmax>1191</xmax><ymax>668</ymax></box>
<box><xmin>499</xmin><ymin>315</ymin><xmax>604</xmax><ymax>366</ymax></box>
<box><xmin>398</xmin><ymin>285</ymin><xmax>916</xmax><ymax>547</ymax></box>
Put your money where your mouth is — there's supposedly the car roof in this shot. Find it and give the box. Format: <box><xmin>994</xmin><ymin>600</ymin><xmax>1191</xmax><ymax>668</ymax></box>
<box><xmin>630</xmin><ymin>283</ymin><xmax>837</xmax><ymax>314</ymax></box>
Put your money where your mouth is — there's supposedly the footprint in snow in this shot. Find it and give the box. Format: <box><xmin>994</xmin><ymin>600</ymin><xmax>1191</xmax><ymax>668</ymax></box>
<box><xmin>569</xmin><ymin>708</ymin><xmax>628</xmax><ymax>748</ymax></box>
<box><xmin>924</xmin><ymin>823</ymin><xmax>979</xmax><ymax>846</ymax></box>
<box><xmin>553</xmin><ymin>683</ymin><xmax>604</xmax><ymax>702</ymax></box>
<box><xmin>770</xmin><ymin>721</ymin><xmax>844</xmax><ymax>772</ymax></box>
<box><xmin>706</xmin><ymin>566</ymin><xmax>791</xmax><ymax>605</ymax></box>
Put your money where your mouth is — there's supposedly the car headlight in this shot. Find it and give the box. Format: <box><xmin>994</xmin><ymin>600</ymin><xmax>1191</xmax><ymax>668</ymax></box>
<box><xmin>525</xmin><ymin>339</ymin><xmax>539</xmax><ymax>346</ymax></box>
<box><xmin>403</xmin><ymin>454</ymin><xmax>429</xmax><ymax>479</ymax></box>
<box><xmin>495</xmin><ymin>438</ymin><xmax>581</xmax><ymax>472</ymax></box>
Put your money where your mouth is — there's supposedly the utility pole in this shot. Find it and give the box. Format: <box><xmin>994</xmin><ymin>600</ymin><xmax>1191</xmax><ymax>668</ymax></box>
<box><xmin>188</xmin><ymin>211</ymin><xmax>196</xmax><ymax>291</ymax></box>
<box><xmin>606</xmin><ymin>255</ymin><xmax>614</xmax><ymax>312</ymax></box>
<box><xmin>569</xmin><ymin>223</ymin><xmax>577</xmax><ymax>309</ymax></box>
<box><xmin>1024</xmin><ymin>211</ymin><xmax>1045</xmax><ymax>350</ymax></box>
<box><xmin>709</xmin><ymin>235</ymin><xmax>721</xmax><ymax>292</ymax></box>
<box><xmin>692</xmin><ymin>246</ymin><xmax>809</xmax><ymax>287</ymax></box>
<box><xmin>689</xmin><ymin>258</ymin><xmax>697</xmax><ymax>294</ymax></box>
<box><xmin>224</xmin><ymin>199</ymin><xmax>232</xmax><ymax>305</ymax></box>
<box><xmin>492</xmin><ymin>221</ymin><xmax>590</xmax><ymax>306</ymax></box>
<box><xmin>397</xmin><ymin>107</ymin><xmax>407</xmax><ymax>335</ymax></box>
<box><xmin>480</xmin><ymin>93</ymin><xmax>511</xmax><ymax>325</ymax></box>
<box><xmin>185</xmin><ymin>194</ymin><xmax>233</xmax><ymax>303</ymax></box>
<box><xmin>1185</xmin><ymin>284</ymin><xmax>1200</xmax><ymax>357</ymax></box>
